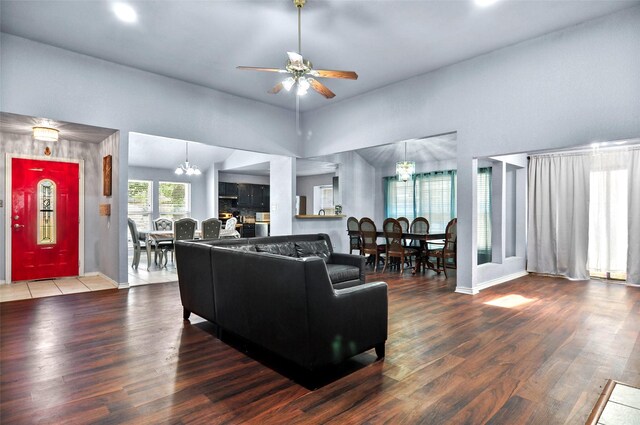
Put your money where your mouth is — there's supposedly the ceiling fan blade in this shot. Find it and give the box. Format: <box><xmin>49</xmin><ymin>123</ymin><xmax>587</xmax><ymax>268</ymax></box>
<box><xmin>268</xmin><ymin>82</ymin><xmax>284</xmax><ymax>94</ymax></box>
<box><xmin>312</xmin><ymin>69</ymin><xmax>358</xmax><ymax>80</ymax></box>
<box><xmin>308</xmin><ymin>78</ymin><xmax>336</xmax><ymax>99</ymax></box>
<box><xmin>287</xmin><ymin>51</ymin><xmax>304</xmax><ymax>65</ymax></box>
<box><xmin>237</xmin><ymin>66</ymin><xmax>288</xmax><ymax>73</ymax></box>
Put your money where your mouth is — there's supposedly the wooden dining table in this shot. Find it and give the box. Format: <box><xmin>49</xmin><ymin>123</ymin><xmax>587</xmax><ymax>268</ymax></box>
<box><xmin>348</xmin><ymin>230</ymin><xmax>446</xmax><ymax>274</ymax></box>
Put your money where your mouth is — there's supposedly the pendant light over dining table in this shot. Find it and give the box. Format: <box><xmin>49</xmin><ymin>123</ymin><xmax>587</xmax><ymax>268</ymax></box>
<box><xmin>175</xmin><ymin>142</ymin><xmax>201</xmax><ymax>176</ymax></box>
<box><xmin>396</xmin><ymin>142</ymin><xmax>415</xmax><ymax>182</ymax></box>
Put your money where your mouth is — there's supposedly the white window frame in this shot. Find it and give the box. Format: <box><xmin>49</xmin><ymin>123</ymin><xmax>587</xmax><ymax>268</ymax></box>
<box><xmin>127</xmin><ymin>179</ymin><xmax>154</xmax><ymax>234</ymax></box>
<box><xmin>158</xmin><ymin>181</ymin><xmax>191</xmax><ymax>221</ymax></box>
<box><xmin>313</xmin><ymin>184</ymin><xmax>334</xmax><ymax>215</ymax></box>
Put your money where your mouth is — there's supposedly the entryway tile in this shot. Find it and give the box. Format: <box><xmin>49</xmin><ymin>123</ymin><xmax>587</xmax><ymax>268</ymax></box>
<box><xmin>78</xmin><ymin>276</ymin><xmax>117</xmax><ymax>291</ymax></box>
<box><xmin>610</xmin><ymin>384</ymin><xmax>640</xmax><ymax>409</ymax></box>
<box><xmin>0</xmin><ymin>282</ymin><xmax>32</xmax><ymax>302</ymax></box>
<box><xmin>54</xmin><ymin>278</ymin><xmax>90</xmax><ymax>294</ymax></box>
<box><xmin>27</xmin><ymin>280</ymin><xmax>63</xmax><ymax>298</ymax></box>
<box><xmin>598</xmin><ymin>401</ymin><xmax>640</xmax><ymax>424</ymax></box>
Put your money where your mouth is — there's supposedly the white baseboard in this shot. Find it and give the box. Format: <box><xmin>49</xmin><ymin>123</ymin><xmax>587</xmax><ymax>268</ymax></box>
<box><xmin>83</xmin><ymin>271</ymin><xmax>127</xmax><ymax>289</ymax></box>
<box><xmin>455</xmin><ymin>286</ymin><xmax>479</xmax><ymax>295</ymax></box>
<box><xmin>476</xmin><ymin>271</ymin><xmax>530</xmax><ymax>292</ymax></box>
<box><xmin>455</xmin><ymin>271</ymin><xmax>529</xmax><ymax>295</ymax></box>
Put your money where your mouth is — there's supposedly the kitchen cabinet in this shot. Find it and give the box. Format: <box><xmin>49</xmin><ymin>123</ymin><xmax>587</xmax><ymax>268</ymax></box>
<box><xmin>241</xmin><ymin>223</ymin><xmax>256</xmax><ymax>238</ymax></box>
<box><xmin>218</xmin><ymin>182</ymin><xmax>238</xmax><ymax>198</ymax></box>
<box><xmin>237</xmin><ymin>184</ymin><xmax>270</xmax><ymax>208</ymax></box>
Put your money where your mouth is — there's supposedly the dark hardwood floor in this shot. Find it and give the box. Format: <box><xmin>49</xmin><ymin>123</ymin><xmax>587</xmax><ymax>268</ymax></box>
<box><xmin>1</xmin><ymin>271</ymin><xmax>638</xmax><ymax>424</ymax></box>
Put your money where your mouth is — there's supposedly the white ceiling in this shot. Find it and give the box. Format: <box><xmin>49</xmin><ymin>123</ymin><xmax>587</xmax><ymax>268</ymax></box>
<box><xmin>0</xmin><ymin>112</ymin><xmax>117</xmax><ymax>143</ymax></box>
<box><xmin>128</xmin><ymin>132</ymin><xmax>235</xmax><ymax>172</ymax></box>
<box><xmin>2</xmin><ymin>0</ymin><xmax>636</xmax><ymax>112</ymax></box>
<box><xmin>220</xmin><ymin>159</ymin><xmax>338</xmax><ymax>177</ymax></box>
<box><xmin>354</xmin><ymin>133</ymin><xmax>457</xmax><ymax>167</ymax></box>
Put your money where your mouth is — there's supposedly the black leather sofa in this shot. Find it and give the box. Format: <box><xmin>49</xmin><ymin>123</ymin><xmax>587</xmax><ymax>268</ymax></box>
<box><xmin>175</xmin><ymin>234</ymin><xmax>388</xmax><ymax>370</ymax></box>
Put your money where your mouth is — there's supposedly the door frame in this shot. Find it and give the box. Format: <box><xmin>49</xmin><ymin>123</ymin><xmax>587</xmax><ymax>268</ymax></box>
<box><xmin>5</xmin><ymin>153</ymin><xmax>85</xmax><ymax>283</ymax></box>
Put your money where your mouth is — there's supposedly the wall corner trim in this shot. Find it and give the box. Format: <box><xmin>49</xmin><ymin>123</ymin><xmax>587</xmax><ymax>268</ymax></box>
<box><xmin>455</xmin><ymin>286</ymin><xmax>479</xmax><ymax>295</ymax></box>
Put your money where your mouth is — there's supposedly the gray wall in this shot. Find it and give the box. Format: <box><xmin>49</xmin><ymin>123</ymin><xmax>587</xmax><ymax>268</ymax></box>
<box><xmin>1</xmin><ymin>32</ymin><xmax>301</xmax><ymax>284</ymax></box>
<box><xmin>301</xmin><ymin>8</ymin><xmax>640</xmax><ymax>292</ymax></box>
<box><xmin>128</xmin><ymin>166</ymin><xmax>208</xmax><ymax>223</ymax></box>
<box><xmin>0</xmin><ymin>131</ymin><xmax>117</xmax><ymax>282</ymax></box>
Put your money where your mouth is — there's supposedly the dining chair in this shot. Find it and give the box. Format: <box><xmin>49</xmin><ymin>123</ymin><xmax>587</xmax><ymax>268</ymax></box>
<box><xmin>202</xmin><ymin>218</ymin><xmax>222</xmax><ymax>239</ymax></box>
<box><xmin>410</xmin><ymin>217</ymin><xmax>430</xmax><ymax>273</ymax></box>
<box><xmin>347</xmin><ymin>216</ymin><xmax>361</xmax><ymax>254</ymax></box>
<box><xmin>128</xmin><ymin>218</ymin><xmax>157</xmax><ymax>269</ymax></box>
<box><xmin>153</xmin><ymin>217</ymin><xmax>173</xmax><ymax>231</ymax></box>
<box><xmin>382</xmin><ymin>218</ymin><xmax>417</xmax><ymax>274</ymax></box>
<box><xmin>428</xmin><ymin>218</ymin><xmax>457</xmax><ymax>278</ymax></box>
<box><xmin>161</xmin><ymin>218</ymin><xmax>197</xmax><ymax>266</ymax></box>
<box><xmin>219</xmin><ymin>217</ymin><xmax>241</xmax><ymax>238</ymax></box>
<box><xmin>359</xmin><ymin>217</ymin><xmax>385</xmax><ymax>271</ymax></box>
<box><xmin>397</xmin><ymin>216</ymin><xmax>411</xmax><ymax>266</ymax></box>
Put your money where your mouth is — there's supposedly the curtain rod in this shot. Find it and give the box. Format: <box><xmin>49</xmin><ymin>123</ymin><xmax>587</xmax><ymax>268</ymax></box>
<box><xmin>528</xmin><ymin>144</ymin><xmax>640</xmax><ymax>159</ymax></box>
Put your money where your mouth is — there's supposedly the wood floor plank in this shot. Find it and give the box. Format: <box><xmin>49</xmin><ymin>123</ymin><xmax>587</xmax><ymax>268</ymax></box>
<box><xmin>1</xmin><ymin>272</ymin><xmax>638</xmax><ymax>424</ymax></box>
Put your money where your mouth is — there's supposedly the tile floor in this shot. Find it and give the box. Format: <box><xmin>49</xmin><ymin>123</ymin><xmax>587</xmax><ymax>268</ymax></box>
<box><xmin>0</xmin><ymin>275</ymin><xmax>118</xmax><ymax>302</ymax></box>
<box><xmin>598</xmin><ymin>383</ymin><xmax>640</xmax><ymax>425</ymax></box>
<box><xmin>127</xmin><ymin>250</ymin><xmax>178</xmax><ymax>286</ymax></box>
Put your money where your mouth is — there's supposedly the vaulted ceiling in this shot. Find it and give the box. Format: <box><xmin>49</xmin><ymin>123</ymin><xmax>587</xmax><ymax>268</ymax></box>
<box><xmin>2</xmin><ymin>0</ymin><xmax>637</xmax><ymax>112</ymax></box>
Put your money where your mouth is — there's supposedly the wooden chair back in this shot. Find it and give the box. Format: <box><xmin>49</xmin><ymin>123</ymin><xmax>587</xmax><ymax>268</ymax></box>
<box><xmin>383</xmin><ymin>218</ymin><xmax>404</xmax><ymax>255</ymax></box>
<box><xmin>358</xmin><ymin>217</ymin><xmax>378</xmax><ymax>255</ymax></box>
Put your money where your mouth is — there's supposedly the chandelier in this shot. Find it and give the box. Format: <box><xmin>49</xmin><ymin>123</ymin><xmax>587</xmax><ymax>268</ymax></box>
<box><xmin>174</xmin><ymin>142</ymin><xmax>201</xmax><ymax>176</ymax></box>
<box><xmin>396</xmin><ymin>142</ymin><xmax>415</xmax><ymax>182</ymax></box>
<box><xmin>33</xmin><ymin>126</ymin><xmax>59</xmax><ymax>142</ymax></box>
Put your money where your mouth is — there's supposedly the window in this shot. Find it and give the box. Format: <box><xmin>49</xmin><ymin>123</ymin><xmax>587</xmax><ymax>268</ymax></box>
<box><xmin>588</xmin><ymin>167</ymin><xmax>628</xmax><ymax>280</ymax></box>
<box><xmin>384</xmin><ymin>167</ymin><xmax>491</xmax><ymax>263</ymax></box>
<box><xmin>477</xmin><ymin>168</ymin><xmax>492</xmax><ymax>265</ymax></box>
<box><xmin>37</xmin><ymin>179</ymin><xmax>56</xmax><ymax>244</ymax></box>
<box><xmin>313</xmin><ymin>185</ymin><xmax>334</xmax><ymax>214</ymax></box>
<box><xmin>159</xmin><ymin>181</ymin><xmax>191</xmax><ymax>220</ymax></box>
<box><xmin>128</xmin><ymin>180</ymin><xmax>153</xmax><ymax>232</ymax></box>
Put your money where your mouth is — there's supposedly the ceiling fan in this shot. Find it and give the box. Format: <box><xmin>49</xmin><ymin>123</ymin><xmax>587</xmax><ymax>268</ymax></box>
<box><xmin>237</xmin><ymin>0</ymin><xmax>358</xmax><ymax>99</ymax></box>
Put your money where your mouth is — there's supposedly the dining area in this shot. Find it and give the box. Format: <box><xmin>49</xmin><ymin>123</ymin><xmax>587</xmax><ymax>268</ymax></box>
<box><xmin>127</xmin><ymin>216</ymin><xmax>242</xmax><ymax>272</ymax></box>
<box><xmin>346</xmin><ymin>216</ymin><xmax>457</xmax><ymax>277</ymax></box>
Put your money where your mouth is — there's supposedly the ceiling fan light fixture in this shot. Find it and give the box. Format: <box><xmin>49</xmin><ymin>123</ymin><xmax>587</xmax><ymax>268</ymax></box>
<box><xmin>282</xmin><ymin>77</ymin><xmax>296</xmax><ymax>91</ymax></box>
<box><xmin>297</xmin><ymin>77</ymin><xmax>310</xmax><ymax>96</ymax></box>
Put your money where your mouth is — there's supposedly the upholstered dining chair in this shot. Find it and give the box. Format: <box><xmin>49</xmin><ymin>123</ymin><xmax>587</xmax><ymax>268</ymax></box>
<box><xmin>219</xmin><ymin>217</ymin><xmax>241</xmax><ymax>238</ymax></box>
<box><xmin>428</xmin><ymin>218</ymin><xmax>457</xmax><ymax>278</ymax></box>
<box><xmin>153</xmin><ymin>217</ymin><xmax>173</xmax><ymax>231</ymax></box>
<box><xmin>382</xmin><ymin>218</ymin><xmax>417</xmax><ymax>274</ymax></box>
<box><xmin>202</xmin><ymin>218</ymin><xmax>222</xmax><ymax>239</ymax></box>
<box><xmin>359</xmin><ymin>217</ymin><xmax>385</xmax><ymax>271</ymax></box>
<box><xmin>128</xmin><ymin>218</ymin><xmax>157</xmax><ymax>269</ymax></box>
<box><xmin>161</xmin><ymin>217</ymin><xmax>197</xmax><ymax>266</ymax></box>
<box><xmin>347</xmin><ymin>216</ymin><xmax>361</xmax><ymax>254</ymax></box>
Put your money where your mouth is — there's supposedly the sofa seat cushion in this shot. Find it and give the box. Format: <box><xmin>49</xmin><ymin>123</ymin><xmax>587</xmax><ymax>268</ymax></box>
<box><xmin>326</xmin><ymin>263</ymin><xmax>360</xmax><ymax>285</ymax></box>
<box><xmin>295</xmin><ymin>240</ymin><xmax>331</xmax><ymax>262</ymax></box>
<box><xmin>255</xmin><ymin>242</ymin><xmax>297</xmax><ymax>257</ymax></box>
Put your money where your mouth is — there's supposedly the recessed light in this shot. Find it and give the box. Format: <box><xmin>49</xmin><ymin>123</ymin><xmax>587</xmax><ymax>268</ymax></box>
<box><xmin>112</xmin><ymin>3</ymin><xmax>137</xmax><ymax>23</ymax></box>
<box><xmin>475</xmin><ymin>0</ymin><xmax>500</xmax><ymax>7</ymax></box>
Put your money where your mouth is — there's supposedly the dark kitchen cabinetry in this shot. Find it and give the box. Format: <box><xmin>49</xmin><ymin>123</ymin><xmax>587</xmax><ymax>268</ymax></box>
<box><xmin>241</xmin><ymin>223</ymin><xmax>256</xmax><ymax>238</ymax></box>
<box><xmin>218</xmin><ymin>182</ymin><xmax>238</xmax><ymax>198</ymax></box>
<box><xmin>236</xmin><ymin>183</ymin><xmax>270</xmax><ymax>208</ymax></box>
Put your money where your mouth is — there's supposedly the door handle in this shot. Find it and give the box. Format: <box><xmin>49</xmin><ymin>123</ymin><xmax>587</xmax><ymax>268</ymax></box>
<box><xmin>13</xmin><ymin>224</ymin><xmax>24</xmax><ymax>229</ymax></box>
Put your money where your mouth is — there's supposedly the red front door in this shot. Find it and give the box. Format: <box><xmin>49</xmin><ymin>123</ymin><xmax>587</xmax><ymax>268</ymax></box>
<box><xmin>11</xmin><ymin>158</ymin><xmax>80</xmax><ymax>281</ymax></box>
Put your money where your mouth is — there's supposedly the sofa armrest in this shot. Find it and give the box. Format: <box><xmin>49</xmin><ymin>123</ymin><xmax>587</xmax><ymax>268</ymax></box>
<box><xmin>305</xmin><ymin>260</ymin><xmax>388</xmax><ymax>365</ymax></box>
<box><xmin>329</xmin><ymin>252</ymin><xmax>366</xmax><ymax>283</ymax></box>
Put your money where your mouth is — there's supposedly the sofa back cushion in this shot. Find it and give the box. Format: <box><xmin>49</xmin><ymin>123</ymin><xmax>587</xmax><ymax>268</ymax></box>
<box><xmin>255</xmin><ymin>242</ymin><xmax>297</xmax><ymax>257</ymax></box>
<box><xmin>295</xmin><ymin>240</ymin><xmax>331</xmax><ymax>262</ymax></box>
<box><xmin>226</xmin><ymin>244</ymin><xmax>257</xmax><ymax>252</ymax></box>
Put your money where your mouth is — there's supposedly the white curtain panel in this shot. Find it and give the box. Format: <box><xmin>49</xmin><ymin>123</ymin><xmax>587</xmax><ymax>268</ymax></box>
<box><xmin>628</xmin><ymin>149</ymin><xmax>640</xmax><ymax>285</ymax></box>
<box><xmin>588</xmin><ymin>151</ymin><xmax>629</xmax><ymax>276</ymax></box>
<box><xmin>527</xmin><ymin>155</ymin><xmax>591</xmax><ymax>280</ymax></box>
